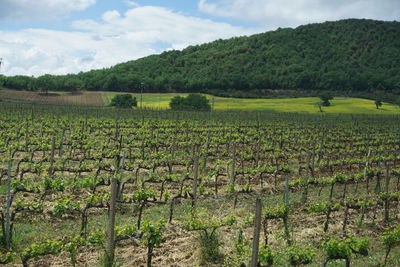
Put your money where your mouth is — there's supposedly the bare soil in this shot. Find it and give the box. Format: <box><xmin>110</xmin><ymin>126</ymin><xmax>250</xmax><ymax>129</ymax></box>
<box><xmin>0</xmin><ymin>90</ymin><xmax>104</xmax><ymax>106</ymax></box>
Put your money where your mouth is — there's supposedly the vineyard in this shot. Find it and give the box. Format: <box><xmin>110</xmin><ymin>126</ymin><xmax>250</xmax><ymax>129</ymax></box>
<box><xmin>0</xmin><ymin>102</ymin><xmax>400</xmax><ymax>267</ymax></box>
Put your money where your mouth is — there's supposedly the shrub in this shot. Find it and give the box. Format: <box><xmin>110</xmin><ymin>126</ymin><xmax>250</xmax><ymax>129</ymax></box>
<box><xmin>110</xmin><ymin>94</ymin><xmax>137</xmax><ymax>108</ymax></box>
<box><xmin>169</xmin><ymin>94</ymin><xmax>211</xmax><ymax>111</ymax></box>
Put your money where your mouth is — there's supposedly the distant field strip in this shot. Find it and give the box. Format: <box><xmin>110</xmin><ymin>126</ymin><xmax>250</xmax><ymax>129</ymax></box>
<box><xmin>102</xmin><ymin>92</ymin><xmax>400</xmax><ymax>114</ymax></box>
<box><xmin>0</xmin><ymin>89</ymin><xmax>104</xmax><ymax>106</ymax></box>
<box><xmin>1</xmin><ymin>89</ymin><xmax>399</xmax><ymax>114</ymax></box>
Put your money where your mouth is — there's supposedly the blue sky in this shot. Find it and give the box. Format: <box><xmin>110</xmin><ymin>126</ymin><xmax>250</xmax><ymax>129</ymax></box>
<box><xmin>0</xmin><ymin>0</ymin><xmax>398</xmax><ymax>76</ymax></box>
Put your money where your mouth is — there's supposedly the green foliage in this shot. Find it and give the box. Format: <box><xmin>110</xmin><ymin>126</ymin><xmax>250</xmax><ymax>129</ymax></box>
<box><xmin>133</xmin><ymin>187</ymin><xmax>156</xmax><ymax>202</ymax></box>
<box><xmin>333</xmin><ymin>173</ymin><xmax>347</xmax><ymax>183</ymax></box>
<box><xmin>227</xmin><ymin>183</ymin><xmax>236</xmax><ymax>194</ymax></box>
<box><xmin>21</xmin><ymin>240</ymin><xmax>63</xmax><ymax>262</ymax></box>
<box><xmin>346</xmin><ymin>235</ymin><xmax>369</xmax><ymax>256</ymax></box>
<box><xmin>86</xmin><ymin>230</ymin><xmax>105</xmax><ymax>245</ymax></box>
<box><xmin>140</xmin><ymin>220</ymin><xmax>165</xmax><ymax>249</ymax></box>
<box><xmin>287</xmin><ymin>245</ymin><xmax>315</xmax><ymax>265</ymax></box>
<box><xmin>184</xmin><ymin>209</ymin><xmax>236</xmax><ymax>263</ymax></box>
<box><xmin>375</xmin><ymin>99</ymin><xmax>382</xmax><ymax>109</ymax></box>
<box><xmin>184</xmin><ymin>210</ymin><xmax>236</xmax><ymax>232</ymax></box>
<box><xmin>383</xmin><ymin>226</ymin><xmax>400</xmax><ymax>250</ymax></box>
<box><xmin>307</xmin><ymin>202</ymin><xmax>341</xmax><ymax>213</ymax></box>
<box><xmin>199</xmin><ymin>228</ymin><xmax>223</xmax><ymax>263</ymax></box>
<box><xmin>288</xmin><ymin>177</ymin><xmax>306</xmax><ymax>189</ymax></box>
<box><xmin>234</xmin><ymin>229</ymin><xmax>249</xmax><ymax>257</ymax></box>
<box><xmin>64</xmin><ymin>236</ymin><xmax>82</xmax><ymax>267</ymax></box>
<box><xmin>115</xmin><ymin>224</ymin><xmax>137</xmax><ymax>240</ymax></box>
<box><xmin>322</xmin><ymin>238</ymin><xmax>352</xmax><ymax>260</ymax></box>
<box><xmin>322</xmin><ymin>236</ymin><xmax>369</xmax><ymax>261</ymax></box>
<box><xmin>319</xmin><ymin>92</ymin><xmax>334</xmax><ymax>106</ymax></box>
<box><xmin>0</xmin><ymin>252</ymin><xmax>16</xmax><ymax>264</ymax></box>
<box><xmin>43</xmin><ymin>176</ymin><xmax>65</xmax><ymax>192</ymax></box>
<box><xmin>169</xmin><ymin>94</ymin><xmax>211</xmax><ymax>111</ymax></box>
<box><xmin>86</xmin><ymin>193</ymin><xmax>109</xmax><ymax>205</ymax></box>
<box><xmin>259</xmin><ymin>247</ymin><xmax>274</xmax><ymax>266</ymax></box>
<box><xmin>53</xmin><ymin>198</ymin><xmax>80</xmax><ymax>217</ymax></box>
<box><xmin>264</xmin><ymin>204</ymin><xmax>289</xmax><ymax>219</ymax></box>
<box><xmin>15</xmin><ymin>199</ymin><xmax>44</xmax><ymax>212</ymax></box>
<box><xmin>110</xmin><ymin>94</ymin><xmax>137</xmax><ymax>108</ymax></box>
<box><xmin>223</xmin><ymin>229</ymin><xmax>250</xmax><ymax>267</ymax></box>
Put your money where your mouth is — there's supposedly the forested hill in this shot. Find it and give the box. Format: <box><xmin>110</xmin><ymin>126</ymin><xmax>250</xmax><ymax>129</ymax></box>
<box><xmin>1</xmin><ymin>19</ymin><xmax>400</xmax><ymax>97</ymax></box>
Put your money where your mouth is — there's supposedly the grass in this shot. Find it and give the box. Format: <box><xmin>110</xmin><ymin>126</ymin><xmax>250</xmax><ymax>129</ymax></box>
<box><xmin>102</xmin><ymin>92</ymin><xmax>400</xmax><ymax>114</ymax></box>
<box><xmin>1</xmin><ymin>89</ymin><xmax>399</xmax><ymax>114</ymax></box>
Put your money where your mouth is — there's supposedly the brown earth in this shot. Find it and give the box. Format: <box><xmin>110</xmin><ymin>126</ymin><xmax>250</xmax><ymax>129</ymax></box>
<box><xmin>0</xmin><ymin>90</ymin><xmax>104</xmax><ymax>106</ymax></box>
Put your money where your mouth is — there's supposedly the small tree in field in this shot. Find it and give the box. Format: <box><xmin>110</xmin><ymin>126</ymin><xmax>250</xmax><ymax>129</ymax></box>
<box><xmin>169</xmin><ymin>94</ymin><xmax>211</xmax><ymax>111</ymax></box>
<box><xmin>110</xmin><ymin>94</ymin><xmax>137</xmax><ymax>108</ymax></box>
<box><xmin>375</xmin><ymin>99</ymin><xmax>382</xmax><ymax>109</ymax></box>
<box><xmin>319</xmin><ymin>92</ymin><xmax>333</xmax><ymax>107</ymax></box>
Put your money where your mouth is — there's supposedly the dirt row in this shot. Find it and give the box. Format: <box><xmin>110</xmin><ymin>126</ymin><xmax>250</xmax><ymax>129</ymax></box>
<box><xmin>0</xmin><ymin>90</ymin><xmax>104</xmax><ymax>106</ymax></box>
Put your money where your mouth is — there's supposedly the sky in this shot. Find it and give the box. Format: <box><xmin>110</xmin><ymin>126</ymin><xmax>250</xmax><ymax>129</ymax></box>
<box><xmin>0</xmin><ymin>0</ymin><xmax>399</xmax><ymax>77</ymax></box>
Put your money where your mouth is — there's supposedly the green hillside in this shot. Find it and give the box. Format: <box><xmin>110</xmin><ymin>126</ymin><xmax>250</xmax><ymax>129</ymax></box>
<box><xmin>1</xmin><ymin>19</ymin><xmax>400</xmax><ymax>98</ymax></box>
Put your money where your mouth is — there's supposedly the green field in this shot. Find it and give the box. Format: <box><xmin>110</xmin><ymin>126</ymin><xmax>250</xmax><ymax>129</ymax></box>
<box><xmin>102</xmin><ymin>92</ymin><xmax>400</xmax><ymax>114</ymax></box>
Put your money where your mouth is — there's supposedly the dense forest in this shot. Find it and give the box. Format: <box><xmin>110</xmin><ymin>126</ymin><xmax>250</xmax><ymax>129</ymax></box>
<box><xmin>1</xmin><ymin>19</ymin><xmax>399</xmax><ymax>98</ymax></box>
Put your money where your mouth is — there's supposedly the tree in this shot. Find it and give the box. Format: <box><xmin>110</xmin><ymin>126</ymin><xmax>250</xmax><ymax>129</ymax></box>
<box><xmin>0</xmin><ymin>75</ymin><xmax>5</xmax><ymax>88</ymax></box>
<box><xmin>62</xmin><ymin>77</ymin><xmax>83</xmax><ymax>93</ymax></box>
<box><xmin>396</xmin><ymin>97</ymin><xmax>400</xmax><ymax>108</ymax></box>
<box><xmin>319</xmin><ymin>92</ymin><xmax>334</xmax><ymax>107</ymax></box>
<box><xmin>36</xmin><ymin>74</ymin><xmax>55</xmax><ymax>95</ymax></box>
<box><xmin>110</xmin><ymin>94</ymin><xmax>137</xmax><ymax>108</ymax></box>
<box><xmin>169</xmin><ymin>96</ymin><xmax>185</xmax><ymax>109</ymax></box>
<box><xmin>374</xmin><ymin>99</ymin><xmax>382</xmax><ymax>109</ymax></box>
<box><xmin>169</xmin><ymin>94</ymin><xmax>211</xmax><ymax>111</ymax></box>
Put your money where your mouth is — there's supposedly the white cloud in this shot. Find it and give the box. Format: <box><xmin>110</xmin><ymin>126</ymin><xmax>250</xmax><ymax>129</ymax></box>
<box><xmin>124</xmin><ymin>0</ymin><xmax>140</xmax><ymax>8</ymax></box>
<box><xmin>0</xmin><ymin>6</ymin><xmax>258</xmax><ymax>76</ymax></box>
<box><xmin>198</xmin><ymin>0</ymin><xmax>400</xmax><ymax>29</ymax></box>
<box><xmin>0</xmin><ymin>0</ymin><xmax>96</xmax><ymax>21</ymax></box>
<box><xmin>102</xmin><ymin>10</ymin><xmax>121</xmax><ymax>22</ymax></box>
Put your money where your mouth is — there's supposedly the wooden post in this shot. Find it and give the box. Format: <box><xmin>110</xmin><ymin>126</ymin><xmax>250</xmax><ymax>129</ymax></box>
<box><xmin>192</xmin><ymin>156</ymin><xmax>199</xmax><ymax>208</ymax></box>
<box><xmin>283</xmin><ymin>175</ymin><xmax>292</xmax><ymax>245</ymax></box>
<box><xmin>5</xmin><ymin>163</ymin><xmax>12</xmax><ymax>248</ymax></box>
<box><xmin>49</xmin><ymin>135</ymin><xmax>56</xmax><ymax>176</ymax></box>
<box><xmin>202</xmin><ymin>127</ymin><xmax>211</xmax><ymax>175</ymax></box>
<box><xmin>105</xmin><ymin>177</ymin><xmax>118</xmax><ymax>267</ymax></box>
<box><xmin>117</xmin><ymin>153</ymin><xmax>126</xmax><ymax>200</ymax></box>
<box><xmin>250</xmin><ymin>198</ymin><xmax>262</xmax><ymax>267</ymax></box>
<box><xmin>59</xmin><ymin>129</ymin><xmax>65</xmax><ymax>157</ymax></box>
<box><xmin>384</xmin><ymin>166</ymin><xmax>391</xmax><ymax>223</ymax></box>
<box><xmin>311</xmin><ymin>147</ymin><xmax>315</xmax><ymax>178</ymax></box>
<box><xmin>284</xmin><ymin>175</ymin><xmax>289</xmax><ymax>206</ymax></box>
<box><xmin>231</xmin><ymin>143</ymin><xmax>236</xmax><ymax>184</ymax></box>
<box><xmin>25</xmin><ymin>120</ymin><xmax>29</xmax><ymax>151</ymax></box>
<box><xmin>364</xmin><ymin>149</ymin><xmax>371</xmax><ymax>192</ymax></box>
